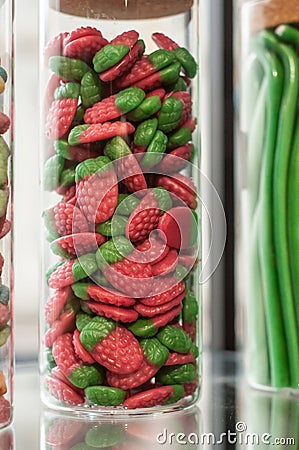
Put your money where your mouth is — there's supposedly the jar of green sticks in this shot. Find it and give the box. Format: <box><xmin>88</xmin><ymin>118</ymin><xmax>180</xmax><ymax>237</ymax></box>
<box><xmin>235</xmin><ymin>0</ymin><xmax>299</xmax><ymax>392</ymax></box>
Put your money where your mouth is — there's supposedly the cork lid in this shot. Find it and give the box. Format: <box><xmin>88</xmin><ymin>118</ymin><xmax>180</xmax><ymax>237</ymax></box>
<box><xmin>49</xmin><ymin>0</ymin><xmax>194</xmax><ymax>20</ymax></box>
<box><xmin>241</xmin><ymin>0</ymin><xmax>299</xmax><ymax>32</ymax></box>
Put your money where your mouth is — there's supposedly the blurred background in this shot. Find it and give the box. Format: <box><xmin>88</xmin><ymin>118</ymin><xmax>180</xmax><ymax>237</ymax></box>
<box><xmin>13</xmin><ymin>0</ymin><xmax>235</xmax><ymax>361</ymax></box>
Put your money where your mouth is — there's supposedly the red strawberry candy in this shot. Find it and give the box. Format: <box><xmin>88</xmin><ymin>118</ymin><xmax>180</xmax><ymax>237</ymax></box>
<box><xmin>75</xmin><ymin>156</ymin><xmax>118</xmax><ymax>224</ymax></box>
<box><xmin>157</xmin><ymin>206</ymin><xmax>196</xmax><ymax>250</ymax></box>
<box><xmin>44</xmin><ymin>74</ymin><xmax>64</xmax><ymax>114</ymax></box>
<box><xmin>104</xmin><ymin>136</ymin><xmax>147</xmax><ymax>193</ymax></box>
<box><xmin>152</xmin><ymin>33</ymin><xmax>179</xmax><ymax>52</ymax></box>
<box><xmin>80</xmin><ymin>316</ymin><xmax>143</xmax><ymax>374</ymax></box>
<box><xmin>0</xmin><ymin>112</ymin><xmax>10</xmax><ymax>135</ymax></box>
<box><xmin>52</xmin><ymin>333</ymin><xmax>104</xmax><ymax>388</ymax></box>
<box><xmin>130</xmin><ymin>231</ymin><xmax>169</xmax><ymax>265</ymax></box>
<box><xmin>0</xmin><ymin>220</ymin><xmax>11</xmax><ymax>239</ymax></box>
<box><xmin>126</xmin><ymin>191</ymin><xmax>160</xmax><ymax>243</ymax></box>
<box><xmin>44</xmin><ymin>32</ymin><xmax>69</xmax><ymax>63</ymax></box>
<box><xmin>123</xmin><ymin>385</ymin><xmax>183</xmax><ymax>409</ymax></box>
<box><xmin>46</xmin><ymin>97</ymin><xmax>78</xmax><ymax>140</ymax></box>
<box><xmin>48</xmin><ymin>253</ymin><xmax>98</xmax><ymax>289</ymax></box>
<box><xmin>115</xmin><ymin>47</ymin><xmax>173</xmax><ymax>89</ymax></box>
<box><xmin>103</xmin><ymin>258</ymin><xmax>153</xmax><ymax>298</ymax></box>
<box><xmin>64</xmin><ymin>27</ymin><xmax>108</xmax><ymax>63</ymax></box>
<box><xmin>110</xmin><ymin>30</ymin><xmax>139</xmax><ymax>48</ymax></box>
<box><xmin>0</xmin><ymin>304</ymin><xmax>10</xmax><ymax>328</ymax></box>
<box><xmin>0</xmin><ymin>396</ymin><xmax>11</xmax><ymax>425</ymax></box>
<box><xmin>155</xmin><ymin>173</ymin><xmax>197</xmax><ymax>208</ymax></box>
<box><xmin>45</xmin><ymin>286</ymin><xmax>72</xmax><ymax>325</ymax></box>
<box><xmin>151</xmin><ymin>248</ymin><xmax>178</xmax><ymax>276</ymax></box>
<box><xmin>44</xmin><ymin>309</ymin><xmax>76</xmax><ymax>348</ymax></box>
<box><xmin>51</xmin><ymin>232</ymin><xmax>106</xmax><ymax>258</ymax></box>
<box><xmin>100</xmin><ymin>41</ymin><xmax>143</xmax><ymax>82</ymax></box>
<box><xmin>86</xmin><ymin>301</ymin><xmax>138</xmax><ymax>323</ymax></box>
<box><xmin>183</xmin><ymin>380</ymin><xmax>198</xmax><ymax>396</ymax></box>
<box><xmin>134</xmin><ymin>291</ymin><xmax>185</xmax><ymax>318</ymax></box>
<box><xmin>51</xmin><ymin>366</ymin><xmax>85</xmax><ymax>396</ymax></box>
<box><xmin>164</xmin><ymin>351</ymin><xmax>195</xmax><ymax>366</ymax></box>
<box><xmin>107</xmin><ymin>337</ymin><xmax>169</xmax><ymax>390</ymax></box>
<box><xmin>45</xmin><ymin>202</ymin><xmax>89</xmax><ymax>238</ymax></box>
<box><xmin>84</xmin><ymin>87</ymin><xmax>145</xmax><ymax>124</ymax></box>
<box><xmin>72</xmin><ymin>329</ymin><xmax>95</xmax><ymax>364</ymax></box>
<box><xmin>171</xmin><ymin>91</ymin><xmax>192</xmax><ymax>126</ymax></box>
<box><xmin>72</xmin><ymin>282</ymin><xmax>136</xmax><ymax>307</ymax></box>
<box><xmin>54</xmin><ymin>138</ymin><xmax>100</xmax><ymax>163</ymax></box>
<box><xmin>128</xmin><ymin>303</ymin><xmax>183</xmax><ymax>338</ymax></box>
<box><xmin>154</xmin><ymin>143</ymin><xmax>193</xmax><ymax>174</ymax></box>
<box><xmin>68</xmin><ymin>121</ymin><xmax>135</xmax><ymax>145</ymax></box>
<box><xmin>45</xmin><ymin>375</ymin><xmax>84</xmax><ymax>406</ymax></box>
<box><xmin>139</xmin><ymin>279</ymin><xmax>185</xmax><ymax>306</ymax></box>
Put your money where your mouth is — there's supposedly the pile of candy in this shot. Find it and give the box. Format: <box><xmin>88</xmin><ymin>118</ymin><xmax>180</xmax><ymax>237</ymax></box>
<box><xmin>42</xmin><ymin>27</ymin><xmax>200</xmax><ymax>410</ymax></box>
<box><xmin>0</xmin><ymin>59</ymin><xmax>12</xmax><ymax>426</ymax></box>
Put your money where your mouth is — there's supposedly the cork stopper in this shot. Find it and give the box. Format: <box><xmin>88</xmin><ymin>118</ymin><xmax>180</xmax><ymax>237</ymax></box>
<box><xmin>242</xmin><ymin>0</ymin><xmax>299</xmax><ymax>32</ymax></box>
<box><xmin>49</xmin><ymin>0</ymin><xmax>194</xmax><ymax>20</ymax></box>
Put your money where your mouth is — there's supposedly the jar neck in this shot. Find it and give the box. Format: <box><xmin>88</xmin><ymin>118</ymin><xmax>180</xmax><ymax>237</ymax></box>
<box><xmin>49</xmin><ymin>0</ymin><xmax>194</xmax><ymax>20</ymax></box>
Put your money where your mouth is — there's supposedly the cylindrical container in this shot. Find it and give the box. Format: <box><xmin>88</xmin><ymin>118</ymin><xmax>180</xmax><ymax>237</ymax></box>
<box><xmin>39</xmin><ymin>1</ymin><xmax>201</xmax><ymax>414</ymax></box>
<box><xmin>235</xmin><ymin>0</ymin><xmax>299</xmax><ymax>391</ymax></box>
<box><xmin>0</xmin><ymin>0</ymin><xmax>14</xmax><ymax>429</ymax></box>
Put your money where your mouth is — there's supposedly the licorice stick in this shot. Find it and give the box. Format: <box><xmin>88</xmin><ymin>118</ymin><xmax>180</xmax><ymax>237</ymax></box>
<box><xmin>263</xmin><ymin>30</ymin><xmax>299</xmax><ymax>388</ymax></box>
<box><xmin>252</xmin><ymin>40</ymin><xmax>289</xmax><ymax>387</ymax></box>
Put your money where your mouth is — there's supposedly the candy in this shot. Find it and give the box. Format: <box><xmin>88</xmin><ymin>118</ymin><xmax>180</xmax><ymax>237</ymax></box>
<box><xmin>85</xmin><ymin>386</ymin><xmax>126</xmax><ymax>406</ymax></box>
<box><xmin>116</xmin><ymin>49</ymin><xmax>174</xmax><ymax>89</ymax></box>
<box><xmin>46</xmin><ymin>97</ymin><xmax>78</xmax><ymax>140</ymax></box>
<box><xmin>156</xmin><ymin>325</ymin><xmax>192</xmax><ymax>353</ymax></box>
<box><xmin>64</xmin><ymin>27</ymin><xmax>108</xmax><ymax>63</ymax></box>
<box><xmin>93</xmin><ymin>44</ymin><xmax>129</xmax><ymax>73</ymax></box>
<box><xmin>86</xmin><ymin>301</ymin><xmax>138</xmax><ymax>322</ymax></box>
<box><xmin>52</xmin><ymin>333</ymin><xmax>104</xmax><ymax>388</ymax></box>
<box><xmin>69</xmin><ymin>121</ymin><xmax>135</xmax><ymax>145</ymax></box>
<box><xmin>43</xmin><ymin>202</ymin><xmax>89</xmax><ymax>239</ymax></box>
<box><xmin>45</xmin><ymin>375</ymin><xmax>84</xmax><ymax>405</ymax></box>
<box><xmin>106</xmin><ymin>337</ymin><xmax>169</xmax><ymax>389</ymax></box>
<box><xmin>49</xmin><ymin>56</ymin><xmax>91</xmax><ymax>81</ymax></box>
<box><xmin>126</xmin><ymin>191</ymin><xmax>160</xmax><ymax>242</ymax></box>
<box><xmin>123</xmin><ymin>385</ymin><xmax>184</xmax><ymax>409</ymax></box>
<box><xmin>134</xmin><ymin>291</ymin><xmax>185</xmax><ymax>317</ymax></box>
<box><xmin>0</xmin><ymin>112</ymin><xmax>10</xmax><ymax>135</ymax></box>
<box><xmin>72</xmin><ymin>329</ymin><xmax>95</xmax><ymax>364</ymax></box>
<box><xmin>128</xmin><ymin>303</ymin><xmax>182</xmax><ymax>338</ymax></box>
<box><xmin>156</xmin><ymin>363</ymin><xmax>196</xmax><ymax>385</ymax></box>
<box><xmin>42</xmin><ymin>27</ymin><xmax>199</xmax><ymax>410</ymax></box>
<box><xmin>0</xmin><ymin>371</ymin><xmax>7</xmax><ymax>396</ymax></box>
<box><xmin>75</xmin><ymin>156</ymin><xmax>118</xmax><ymax>224</ymax></box>
<box><xmin>80</xmin><ymin>316</ymin><xmax>143</xmax><ymax>374</ymax></box>
<box><xmin>48</xmin><ymin>254</ymin><xmax>98</xmax><ymax>289</ymax></box>
<box><xmin>100</xmin><ymin>40</ymin><xmax>144</xmax><ymax>82</ymax></box>
<box><xmin>84</xmin><ymin>87</ymin><xmax>145</xmax><ymax>123</ymax></box>
<box><xmin>104</xmin><ymin>136</ymin><xmax>147</xmax><ymax>192</ymax></box>
<box><xmin>51</xmin><ymin>232</ymin><xmax>106</xmax><ymax>258</ymax></box>
<box><xmin>44</xmin><ymin>286</ymin><xmax>72</xmax><ymax>325</ymax></box>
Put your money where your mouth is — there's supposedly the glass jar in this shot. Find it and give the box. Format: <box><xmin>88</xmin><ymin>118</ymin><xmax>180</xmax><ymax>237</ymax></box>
<box><xmin>235</xmin><ymin>0</ymin><xmax>299</xmax><ymax>391</ymax></box>
<box><xmin>0</xmin><ymin>0</ymin><xmax>13</xmax><ymax>429</ymax></box>
<box><xmin>39</xmin><ymin>0</ymin><xmax>201</xmax><ymax>414</ymax></box>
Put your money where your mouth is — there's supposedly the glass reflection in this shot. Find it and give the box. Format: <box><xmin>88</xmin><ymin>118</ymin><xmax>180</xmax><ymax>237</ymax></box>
<box><xmin>41</xmin><ymin>405</ymin><xmax>201</xmax><ymax>449</ymax></box>
<box><xmin>238</xmin><ymin>385</ymin><xmax>299</xmax><ymax>449</ymax></box>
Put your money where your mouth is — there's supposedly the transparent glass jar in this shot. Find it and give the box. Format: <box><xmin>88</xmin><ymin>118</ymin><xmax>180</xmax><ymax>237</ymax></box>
<box><xmin>39</xmin><ymin>0</ymin><xmax>201</xmax><ymax>414</ymax></box>
<box><xmin>0</xmin><ymin>0</ymin><xmax>14</xmax><ymax>429</ymax></box>
<box><xmin>235</xmin><ymin>0</ymin><xmax>299</xmax><ymax>391</ymax></box>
